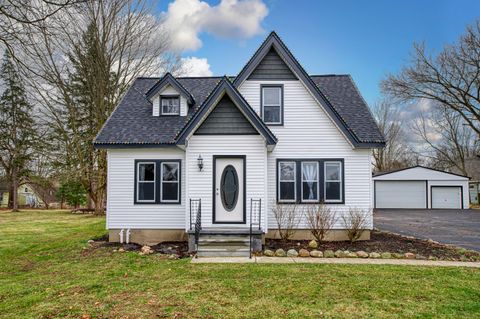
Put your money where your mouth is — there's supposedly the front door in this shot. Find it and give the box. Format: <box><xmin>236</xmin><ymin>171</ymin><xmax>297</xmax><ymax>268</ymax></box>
<box><xmin>213</xmin><ymin>156</ymin><xmax>245</xmax><ymax>223</ymax></box>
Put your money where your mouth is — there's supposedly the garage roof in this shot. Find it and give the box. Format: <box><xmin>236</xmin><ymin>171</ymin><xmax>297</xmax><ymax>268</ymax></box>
<box><xmin>373</xmin><ymin>166</ymin><xmax>470</xmax><ymax>181</ymax></box>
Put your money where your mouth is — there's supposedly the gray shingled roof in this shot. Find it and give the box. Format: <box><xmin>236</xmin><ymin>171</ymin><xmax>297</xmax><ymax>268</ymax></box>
<box><xmin>311</xmin><ymin>75</ymin><xmax>384</xmax><ymax>144</ymax></box>
<box><xmin>94</xmin><ymin>75</ymin><xmax>385</xmax><ymax>146</ymax></box>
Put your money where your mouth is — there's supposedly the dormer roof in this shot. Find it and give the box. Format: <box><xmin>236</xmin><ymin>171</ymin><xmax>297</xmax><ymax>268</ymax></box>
<box><xmin>145</xmin><ymin>72</ymin><xmax>194</xmax><ymax>105</ymax></box>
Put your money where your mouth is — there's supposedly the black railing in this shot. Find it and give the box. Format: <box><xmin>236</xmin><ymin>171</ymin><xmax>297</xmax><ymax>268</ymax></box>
<box><xmin>249</xmin><ymin>198</ymin><xmax>262</xmax><ymax>258</ymax></box>
<box><xmin>189</xmin><ymin>199</ymin><xmax>202</xmax><ymax>251</ymax></box>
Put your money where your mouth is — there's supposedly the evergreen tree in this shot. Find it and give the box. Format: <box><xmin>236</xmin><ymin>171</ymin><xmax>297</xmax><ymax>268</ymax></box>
<box><xmin>0</xmin><ymin>50</ymin><xmax>36</xmax><ymax>211</ymax></box>
<box><xmin>59</xmin><ymin>22</ymin><xmax>117</xmax><ymax>214</ymax></box>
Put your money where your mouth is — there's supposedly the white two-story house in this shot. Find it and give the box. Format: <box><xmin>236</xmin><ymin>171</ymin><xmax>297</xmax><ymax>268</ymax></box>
<box><xmin>94</xmin><ymin>32</ymin><xmax>385</xmax><ymax>256</ymax></box>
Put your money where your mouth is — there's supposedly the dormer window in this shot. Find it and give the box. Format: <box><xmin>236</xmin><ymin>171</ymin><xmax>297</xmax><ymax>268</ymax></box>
<box><xmin>161</xmin><ymin>96</ymin><xmax>180</xmax><ymax>115</ymax></box>
<box><xmin>261</xmin><ymin>85</ymin><xmax>283</xmax><ymax>125</ymax></box>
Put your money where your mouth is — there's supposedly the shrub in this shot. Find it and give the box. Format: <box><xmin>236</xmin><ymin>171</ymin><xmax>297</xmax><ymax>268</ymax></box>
<box><xmin>306</xmin><ymin>203</ymin><xmax>336</xmax><ymax>242</ymax></box>
<box><xmin>341</xmin><ymin>207</ymin><xmax>368</xmax><ymax>243</ymax></box>
<box><xmin>271</xmin><ymin>203</ymin><xmax>300</xmax><ymax>241</ymax></box>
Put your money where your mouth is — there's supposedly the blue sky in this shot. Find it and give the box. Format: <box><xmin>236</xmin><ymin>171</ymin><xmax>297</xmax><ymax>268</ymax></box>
<box><xmin>158</xmin><ymin>0</ymin><xmax>480</xmax><ymax>106</ymax></box>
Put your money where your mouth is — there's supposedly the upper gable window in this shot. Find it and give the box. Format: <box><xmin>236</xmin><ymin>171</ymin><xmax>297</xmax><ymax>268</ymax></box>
<box><xmin>161</xmin><ymin>96</ymin><xmax>180</xmax><ymax>115</ymax></box>
<box><xmin>261</xmin><ymin>85</ymin><xmax>283</xmax><ymax>125</ymax></box>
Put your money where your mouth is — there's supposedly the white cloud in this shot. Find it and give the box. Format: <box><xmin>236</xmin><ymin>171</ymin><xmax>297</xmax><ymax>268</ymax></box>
<box><xmin>163</xmin><ymin>0</ymin><xmax>268</xmax><ymax>51</ymax></box>
<box><xmin>180</xmin><ymin>56</ymin><xmax>213</xmax><ymax>76</ymax></box>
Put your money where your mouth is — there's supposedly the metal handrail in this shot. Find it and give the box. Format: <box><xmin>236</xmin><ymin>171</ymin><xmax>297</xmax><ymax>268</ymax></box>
<box><xmin>189</xmin><ymin>198</ymin><xmax>202</xmax><ymax>252</ymax></box>
<box><xmin>249</xmin><ymin>198</ymin><xmax>262</xmax><ymax>258</ymax></box>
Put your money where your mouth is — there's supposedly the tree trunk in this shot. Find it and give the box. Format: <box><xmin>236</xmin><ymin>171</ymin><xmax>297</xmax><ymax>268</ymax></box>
<box><xmin>11</xmin><ymin>167</ymin><xmax>19</xmax><ymax>212</ymax></box>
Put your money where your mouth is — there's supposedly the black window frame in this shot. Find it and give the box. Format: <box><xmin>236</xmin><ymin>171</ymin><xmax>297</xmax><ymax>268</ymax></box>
<box><xmin>134</xmin><ymin>159</ymin><xmax>181</xmax><ymax>204</ymax></box>
<box><xmin>160</xmin><ymin>95</ymin><xmax>181</xmax><ymax>116</ymax></box>
<box><xmin>276</xmin><ymin>158</ymin><xmax>345</xmax><ymax>204</ymax></box>
<box><xmin>260</xmin><ymin>84</ymin><xmax>283</xmax><ymax>125</ymax></box>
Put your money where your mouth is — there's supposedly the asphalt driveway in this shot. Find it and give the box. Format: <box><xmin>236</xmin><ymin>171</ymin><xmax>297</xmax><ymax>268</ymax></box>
<box><xmin>374</xmin><ymin>209</ymin><xmax>480</xmax><ymax>251</ymax></box>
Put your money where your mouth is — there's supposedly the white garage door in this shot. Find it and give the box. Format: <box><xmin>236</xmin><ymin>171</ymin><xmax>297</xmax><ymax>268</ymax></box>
<box><xmin>431</xmin><ymin>187</ymin><xmax>461</xmax><ymax>209</ymax></box>
<box><xmin>375</xmin><ymin>181</ymin><xmax>426</xmax><ymax>209</ymax></box>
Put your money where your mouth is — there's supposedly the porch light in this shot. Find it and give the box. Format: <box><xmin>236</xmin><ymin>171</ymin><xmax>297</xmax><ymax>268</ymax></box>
<box><xmin>197</xmin><ymin>155</ymin><xmax>203</xmax><ymax>171</ymax></box>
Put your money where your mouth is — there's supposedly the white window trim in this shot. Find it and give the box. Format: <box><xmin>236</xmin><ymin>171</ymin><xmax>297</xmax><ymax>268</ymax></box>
<box><xmin>262</xmin><ymin>86</ymin><xmax>282</xmax><ymax>124</ymax></box>
<box><xmin>161</xmin><ymin>96</ymin><xmax>180</xmax><ymax>115</ymax></box>
<box><xmin>160</xmin><ymin>162</ymin><xmax>180</xmax><ymax>203</ymax></box>
<box><xmin>278</xmin><ymin>161</ymin><xmax>296</xmax><ymax>203</ymax></box>
<box><xmin>137</xmin><ymin>162</ymin><xmax>156</xmax><ymax>203</ymax></box>
<box><xmin>324</xmin><ymin>161</ymin><xmax>342</xmax><ymax>203</ymax></box>
<box><xmin>301</xmin><ymin>161</ymin><xmax>319</xmax><ymax>203</ymax></box>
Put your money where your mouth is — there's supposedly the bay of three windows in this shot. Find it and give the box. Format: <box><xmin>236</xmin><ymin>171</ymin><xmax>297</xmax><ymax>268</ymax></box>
<box><xmin>278</xmin><ymin>160</ymin><xmax>343</xmax><ymax>203</ymax></box>
<box><xmin>136</xmin><ymin>160</ymin><xmax>180</xmax><ymax>204</ymax></box>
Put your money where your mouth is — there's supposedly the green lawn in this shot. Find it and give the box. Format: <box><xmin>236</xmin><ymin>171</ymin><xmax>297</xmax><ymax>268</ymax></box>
<box><xmin>1</xmin><ymin>211</ymin><xmax>480</xmax><ymax>318</ymax></box>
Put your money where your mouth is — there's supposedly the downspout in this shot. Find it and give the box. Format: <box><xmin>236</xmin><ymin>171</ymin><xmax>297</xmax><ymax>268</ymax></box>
<box><xmin>126</xmin><ymin>229</ymin><xmax>131</xmax><ymax>244</ymax></box>
<box><xmin>119</xmin><ymin>229</ymin><xmax>124</xmax><ymax>244</ymax></box>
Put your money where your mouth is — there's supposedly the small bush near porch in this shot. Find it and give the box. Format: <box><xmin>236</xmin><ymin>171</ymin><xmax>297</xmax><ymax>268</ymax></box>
<box><xmin>1</xmin><ymin>210</ymin><xmax>480</xmax><ymax>318</ymax></box>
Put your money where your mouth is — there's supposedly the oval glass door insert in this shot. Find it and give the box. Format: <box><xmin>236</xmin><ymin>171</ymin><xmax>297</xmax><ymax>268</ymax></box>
<box><xmin>221</xmin><ymin>165</ymin><xmax>239</xmax><ymax>211</ymax></box>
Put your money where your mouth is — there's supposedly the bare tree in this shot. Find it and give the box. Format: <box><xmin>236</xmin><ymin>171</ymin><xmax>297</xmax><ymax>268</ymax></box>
<box><xmin>271</xmin><ymin>203</ymin><xmax>301</xmax><ymax>241</ymax></box>
<box><xmin>382</xmin><ymin>20</ymin><xmax>480</xmax><ymax>136</ymax></box>
<box><xmin>0</xmin><ymin>1</ymin><xmax>80</xmax><ymax>57</ymax></box>
<box><xmin>17</xmin><ymin>0</ymin><xmax>180</xmax><ymax>214</ymax></box>
<box><xmin>305</xmin><ymin>203</ymin><xmax>336</xmax><ymax>242</ymax></box>
<box><xmin>412</xmin><ymin>104</ymin><xmax>479</xmax><ymax>176</ymax></box>
<box><xmin>372</xmin><ymin>99</ymin><xmax>415</xmax><ymax>172</ymax></box>
<box><xmin>341</xmin><ymin>207</ymin><xmax>368</xmax><ymax>243</ymax></box>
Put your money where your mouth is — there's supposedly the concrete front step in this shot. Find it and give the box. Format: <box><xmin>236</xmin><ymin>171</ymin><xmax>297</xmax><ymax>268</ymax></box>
<box><xmin>197</xmin><ymin>250</ymin><xmax>250</xmax><ymax>257</ymax></box>
<box><xmin>196</xmin><ymin>232</ymin><xmax>251</xmax><ymax>257</ymax></box>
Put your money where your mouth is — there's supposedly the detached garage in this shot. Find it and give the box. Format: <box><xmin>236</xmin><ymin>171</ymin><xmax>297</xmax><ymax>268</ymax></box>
<box><xmin>373</xmin><ymin>166</ymin><xmax>469</xmax><ymax>209</ymax></box>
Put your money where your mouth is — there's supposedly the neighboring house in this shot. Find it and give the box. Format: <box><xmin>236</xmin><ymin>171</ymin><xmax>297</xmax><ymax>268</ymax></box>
<box><xmin>94</xmin><ymin>32</ymin><xmax>385</xmax><ymax>255</ymax></box>
<box><xmin>470</xmin><ymin>181</ymin><xmax>479</xmax><ymax>205</ymax></box>
<box><xmin>0</xmin><ymin>182</ymin><xmax>43</xmax><ymax>208</ymax></box>
<box><xmin>373</xmin><ymin>166</ymin><xmax>470</xmax><ymax>209</ymax></box>
<box><xmin>0</xmin><ymin>179</ymin><xmax>8</xmax><ymax>208</ymax></box>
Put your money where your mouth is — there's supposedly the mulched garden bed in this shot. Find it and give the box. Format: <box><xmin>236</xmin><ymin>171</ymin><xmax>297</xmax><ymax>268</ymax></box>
<box><xmin>265</xmin><ymin>230</ymin><xmax>480</xmax><ymax>261</ymax></box>
<box><xmin>89</xmin><ymin>238</ymin><xmax>191</xmax><ymax>258</ymax></box>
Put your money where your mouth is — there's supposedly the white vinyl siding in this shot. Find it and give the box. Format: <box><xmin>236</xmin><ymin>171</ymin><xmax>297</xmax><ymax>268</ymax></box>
<box><xmin>239</xmin><ymin>80</ymin><xmax>373</xmax><ymax>229</ymax></box>
<box><xmin>185</xmin><ymin>135</ymin><xmax>267</xmax><ymax>230</ymax></box>
<box><xmin>107</xmin><ymin>148</ymin><xmax>185</xmax><ymax>229</ymax></box>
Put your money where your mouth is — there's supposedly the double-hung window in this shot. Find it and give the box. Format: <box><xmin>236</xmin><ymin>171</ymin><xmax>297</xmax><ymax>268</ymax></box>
<box><xmin>161</xmin><ymin>96</ymin><xmax>180</xmax><ymax>115</ymax></box>
<box><xmin>137</xmin><ymin>162</ymin><xmax>156</xmax><ymax>202</ymax></box>
<box><xmin>261</xmin><ymin>86</ymin><xmax>283</xmax><ymax>125</ymax></box>
<box><xmin>324</xmin><ymin>161</ymin><xmax>342</xmax><ymax>202</ymax></box>
<box><xmin>278</xmin><ymin>161</ymin><xmax>296</xmax><ymax>202</ymax></box>
<box><xmin>301</xmin><ymin>162</ymin><xmax>319</xmax><ymax>202</ymax></box>
<box><xmin>161</xmin><ymin>162</ymin><xmax>180</xmax><ymax>202</ymax></box>
<box><xmin>135</xmin><ymin>160</ymin><xmax>181</xmax><ymax>204</ymax></box>
<box><xmin>277</xmin><ymin>159</ymin><xmax>344</xmax><ymax>204</ymax></box>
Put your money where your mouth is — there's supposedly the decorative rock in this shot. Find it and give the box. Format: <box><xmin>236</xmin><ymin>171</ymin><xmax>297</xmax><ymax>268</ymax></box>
<box><xmin>118</xmin><ymin>248</ymin><xmax>125</xmax><ymax>253</ymax></box>
<box><xmin>335</xmin><ymin>250</ymin><xmax>348</xmax><ymax>258</ymax></box>
<box><xmin>428</xmin><ymin>256</ymin><xmax>438</xmax><ymax>261</ymax></box>
<box><xmin>369</xmin><ymin>252</ymin><xmax>381</xmax><ymax>259</ymax></box>
<box><xmin>264</xmin><ymin>249</ymin><xmax>274</xmax><ymax>257</ymax></box>
<box><xmin>380</xmin><ymin>252</ymin><xmax>392</xmax><ymax>259</ymax></box>
<box><xmin>141</xmin><ymin>245</ymin><xmax>153</xmax><ymax>255</ymax></box>
<box><xmin>168</xmin><ymin>254</ymin><xmax>179</xmax><ymax>260</ymax></box>
<box><xmin>287</xmin><ymin>249</ymin><xmax>299</xmax><ymax>257</ymax></box>
<box><xmin>275</xmin><ymin>248</ymin><xmax>286</xmax><ymax>257</ymax></box>
<box><xmin>356</xmin><ymin>251</ymin><xmax>369</xmax><ymax>258</ymax></box>
<box><xmin>324</xmin><ymin>250</ymin><xmax>335</xmax><ymax>258</ymax></box>
<box><xmin>298</xmin><ymin>249</ymin><xmax>310</xmax><ymax>257</ymax></box>
<box><xmin>310</xmin><ymin>250</ymin><xmax>323</xmax><ymax>258</ymax></box>
<box><xmin>308</xmin><ymin>240</ymin><xmax>318</xmax><ymax>249</ymax></box>
<box><xmin>404</xmin><ymin>252</ymin><xmax>416</xmax><ymax>259</ymax></box>
<box><xmin>392</xmin><ymin>253</ymin><xmax>404</xmax><ymax>259</ymax></box>
<box><xmin>87</xmin><ymin>240</ymin><xmax>95</xmax><ymax>245</ymax></box>
<box><xmin>347</xmin><ymin>252</ymin><xmax>358</xmax><ymax>258</ymax></box>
